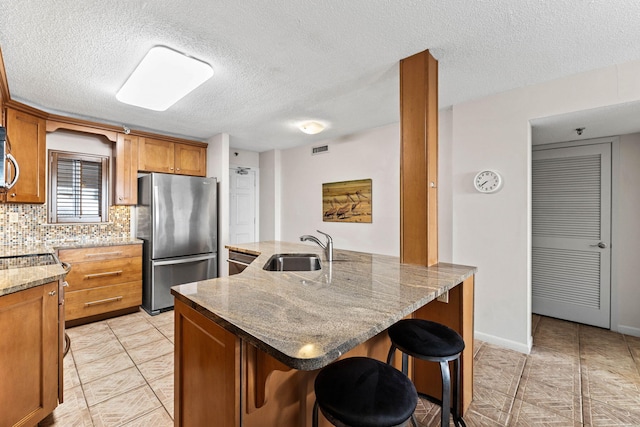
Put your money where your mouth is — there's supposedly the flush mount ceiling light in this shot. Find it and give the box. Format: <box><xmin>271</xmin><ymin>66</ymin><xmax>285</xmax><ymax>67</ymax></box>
<box><xmin>298</xmin><ymin>121</ymin><xmax>325</xmax><ymax>135</ymax></box>
<box><xmin>116</xmin><ymin>46</ymin><xmax>213</xmax><ymax>111</ymax></box>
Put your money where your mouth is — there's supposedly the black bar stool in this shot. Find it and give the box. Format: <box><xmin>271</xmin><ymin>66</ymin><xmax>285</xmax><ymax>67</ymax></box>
<box><xmin>387</xmin><ymin>319</ymin><xmax>466</xmax><ymax>427</ymax></box>
<box><xmin>313</xmin><ymin>357</ymin><xmax>418</xmax><ymax>427</ymax></box>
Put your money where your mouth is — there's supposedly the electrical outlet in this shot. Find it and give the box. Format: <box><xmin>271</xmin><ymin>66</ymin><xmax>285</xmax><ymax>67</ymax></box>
<box><xmin>437</xmin><ymin>291</ymin><xmax>449</xmax><ymax>303</ymax></box>
<box><xmin>8</xmin><ymin>212</ymin><xmax>19</xmax><ymax>223</ymax></box>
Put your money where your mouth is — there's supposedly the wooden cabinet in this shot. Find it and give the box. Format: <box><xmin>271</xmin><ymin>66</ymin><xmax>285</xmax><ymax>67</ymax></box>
<box><xmin>139</xmin><ymin>138</ymin><xmax>206</xmax><ymax>177</ymax></box>
<box><xmin>0</xmin><ymin>282</ymin><xmax>60</xmax><ymax>426</ymax></box>
<box><xmin>175</xmin><ymin>143</ymin><xmax>206</xmax><ymax>176</ymax></box>
<box><xmin>115</xmin><ymin>133</ymin><xmax>139</xmax><ymax>205</ymax></box>
<box><xmin>58</xmin><ymin>244</ymin><xmax>142</xmax><ymax>325</ymax></box>
<box><xmin>4</xmin><ymin>107</ymin><xmax>46</xmax><ymax>203</ymax></box>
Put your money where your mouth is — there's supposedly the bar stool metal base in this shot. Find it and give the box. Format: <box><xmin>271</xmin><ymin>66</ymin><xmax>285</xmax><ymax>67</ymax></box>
<box><xmin>387</xmin><ymin>319</ymin><xmax>466</xmax><ymax>427</ymax></box>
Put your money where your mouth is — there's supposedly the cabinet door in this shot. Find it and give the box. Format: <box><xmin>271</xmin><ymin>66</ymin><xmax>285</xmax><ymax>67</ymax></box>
<box><xmin>175</xmin><ymin>143</ymin><xmax>206</xmax><ymax>176</ymax></box>
<box><xmin>0</xmin><ymin>282</ymin><xmax>59</xmax><ymax>426</ymax></box>
<box><xmin>5</xmin><ymin>108</ymin><xmax>46</xmax><ymax>203</ymax></box>
<box><xmin>138</xmin><ymin>138</ymin><xmax>175</xmax><ymax>173</ymax></box>
<box><xmin>115</xmin><ymin>133</ymin><xmax>139</xmax><ymax>205</ymax></box>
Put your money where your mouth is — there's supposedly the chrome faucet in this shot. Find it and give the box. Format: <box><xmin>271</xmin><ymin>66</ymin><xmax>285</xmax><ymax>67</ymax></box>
<box><xmin>300</xmin><ymin>230</ymin><xmax>333</xmax><ymax>262</ymax></box>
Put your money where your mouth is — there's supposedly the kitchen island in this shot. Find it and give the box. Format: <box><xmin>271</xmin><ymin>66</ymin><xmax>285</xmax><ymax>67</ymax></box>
<box><xmin>171</xmin><ymin>241</ymin><xmax>476</xmax><ymax>427</ymax></box>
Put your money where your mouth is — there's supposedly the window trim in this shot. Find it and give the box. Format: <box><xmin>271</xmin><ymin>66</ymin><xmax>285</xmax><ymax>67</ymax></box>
<box><xmin>48</xmin><ymin>150</ymin><xmax>110</xmax><ymax>224</ymax></box>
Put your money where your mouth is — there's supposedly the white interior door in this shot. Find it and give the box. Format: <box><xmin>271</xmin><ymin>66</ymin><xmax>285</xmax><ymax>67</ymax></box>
<box><xmin>532</xmin><ymin>142</ymin><xmax>611</xmax><ymax>328</ymax></box>
<box><xmin>229</xmin><ymin>168</ymin><xmax>256</xmax><ymax>244</ymax></box>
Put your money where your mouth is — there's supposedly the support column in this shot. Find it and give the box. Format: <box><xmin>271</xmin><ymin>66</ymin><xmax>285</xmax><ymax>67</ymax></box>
<box><xmin>400</xmin><ymin>49</ymin><xmax>438</xmax><ymax>266</ymax></box>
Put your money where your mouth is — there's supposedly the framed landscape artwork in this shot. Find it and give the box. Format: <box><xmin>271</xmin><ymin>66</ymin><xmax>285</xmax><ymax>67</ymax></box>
<box><xmin>322</xmin><ymin>179</ymin><xmax>372</xmax><ymax>223</ymax></box>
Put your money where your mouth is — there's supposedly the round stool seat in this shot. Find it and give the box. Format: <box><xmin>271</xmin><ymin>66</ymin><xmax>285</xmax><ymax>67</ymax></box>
<box><xmin>388</xmin><ymin>319</ymin><xmax>464</xmax><ymax>359</ymax></box>
<box><xmin>314</xmin><ymin>357</ymin><xmax>417</xmax><ymax>427</ymax></box>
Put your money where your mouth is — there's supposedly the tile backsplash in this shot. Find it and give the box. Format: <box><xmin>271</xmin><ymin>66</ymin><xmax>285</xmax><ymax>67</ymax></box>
<box><xmin>0</xmin><ymin>204</ymin><xmax>132</xmax><ymax>246</ymax></box>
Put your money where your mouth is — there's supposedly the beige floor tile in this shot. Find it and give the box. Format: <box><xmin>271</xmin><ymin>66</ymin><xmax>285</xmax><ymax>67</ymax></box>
<box><xmin>89</xmin><ymin>385</ymin><xmax>162</xmax><ymax>427</ymax></box>
<box><xmin>531</xmin><ymin>315</ymin><xmax>541</xmax><ymax>336</ymax></box>
<box><xmin>582</xmin><ymin>396</ymin><xmax>640</xmax><ymax>426</ymax></box>
<box><xmin>474</xmin><ymin>340</ymin><xmax>485</xmax><ymax>359</ymax></box>
<box><xmin>66</xmin><ymin>321</ymin><xmax>110</xmax><ymax>340</ymax></box>
<box><xmin>163</xmin><ymin>398</ymin><xmax>175</xmax><ymax>420</ymax></box>
<box><xmin>118</xmin><ymin>327</ymin><xmax>165</xmax><ymax>351</ymax></box>
<box><xmin>63</xmin><ymin>359</ymin><xmax>82</xmax><ymax>390</ymax></box>
<box><xmin>475</xmin><ymin>344</ymin><xmax>528</xmax><ymax>373</ymax></box>
<box><xmin>581</xmin><ymin>361</ymin><xmax>640</xmax><ymax>411</ymax></box>
<box><xmin>474</xmin><ymin>361</ymin><xmax>523</xmax><ymax>397</ymax></box>
<box><xmin>515</xmin><ymin>377</ymin><xmax>582</xmax><ymax>423</ymax></box>
<box><xmin>82</xmin><ymin>366</ymin><xmax>148</xmax><ymax>407</ymax></box>
<box><xmin>147</xmin><ymin>310</ymin><xmax>174</xmax><ymax>327</ymax></box>
<box><xmin>108</xmin><ymin>317</ymin><xmax>155</xmax><ymax>339</ymax></box>
<box><xmin>105</xmin><ymin>311</ymin><xmax>149</xmax><ymax>328</ymax></box>
<box><xmin>67</xmin><ymin>328</ymin><xmax>119</xmax><ymax>352</ymax></box>
<box><xmin>149</xmin><ymin>373</ymin><xmax>174</xmax><ymax>405</ymax></box>
<box><xmin>38</xmin><ymin>385</ymin><xmax>92</xmax><ymax>427</ymax></box>
<box><xmin>508</xmin><ymin>398</ymin><xmax>581</xmax><ymax>426</ymax></box>
<box><xmin>472</xmin><ymin>384</ymin><xmax>515</xmax><ymax>422</ymax></box>
<box><xmin>156</xmin><ymin>322</ymin><xmax>175</xmax><ymax>342</ymax></box>
<box><xmin>126</xmin><ymin>337</ymin><xmax>173</xmax><ymax>364</ymax></box>
<box><xmin>579</xmin><ymin>345</ymin><xmax>637</xmax><ymax>372</ymax></box>
<box><xmin>121</xmin><ymin>407</ymin><xmax>173</xmax><ymax>427</ymax></box>
<box><xmin>521</xmin><ymin>347</ymin><xmax>580</xmax><ymax>395</ymax></box>
<box><xmin>137</xmin><ymin>352</ymin><xmax>174</xmax><ymax>382</ymax></box>
<box><xmin>76</xmin><ymin>351</ymin><xmax>135</xmax><ymax>384</ymax></box>
<box><xmin>72</xmin><ymin>337</ymin><xmax>126</xmax><ymax>366</ymax></box>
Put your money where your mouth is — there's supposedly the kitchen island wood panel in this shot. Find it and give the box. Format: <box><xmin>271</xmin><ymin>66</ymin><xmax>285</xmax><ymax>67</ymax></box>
<box><xmin>172</xmin><ymin>241</ymin><xmax>475</xmax><ymax>427</ymax></box>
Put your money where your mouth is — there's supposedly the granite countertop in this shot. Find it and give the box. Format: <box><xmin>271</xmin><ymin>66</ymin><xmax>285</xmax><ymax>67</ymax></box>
<box><xmin>0</xmin><ymin>237</ymin><xmax>142</xmax><ymax>297</ymax></box>
<box><xmin>172</xmin><ymin>241</ymin><xmax>477</xmax><ymax>371</ymax></box>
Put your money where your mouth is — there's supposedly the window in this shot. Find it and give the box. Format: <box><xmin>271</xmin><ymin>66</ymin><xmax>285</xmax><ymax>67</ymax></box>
<box><xmin>48</xmin><ymin>151</ymin><xmax>109</xmax><ymax>223</ymax></box>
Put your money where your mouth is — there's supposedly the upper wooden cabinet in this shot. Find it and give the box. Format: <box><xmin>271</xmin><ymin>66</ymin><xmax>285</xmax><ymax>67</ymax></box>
<box><xmin>115</xmin><ymin>133</ymin><xmax>139</xmax><ymax>205</ymax></box>
<box><xmin>5</xmin><ymin>107</ymin><xmax>46</xmax><ymax>203</ymax></box>
<box><xmin>175</xmin><ymin>142</ymin><xmax>206</xmax><ymax>176</ymax></box>
<box><xmin>139</xmin><ymin>138</ymin><xmax>206</xmax><ymax>177</ymax></box>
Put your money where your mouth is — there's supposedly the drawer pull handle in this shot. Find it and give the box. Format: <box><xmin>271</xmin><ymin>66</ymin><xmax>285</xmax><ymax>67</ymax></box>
<box><xmin>85</xmin><ymin>251</ymin><xmax>123</xmax><ymax>258</ymax></box>
<box><xmin>85</xmin><ymin>270</ymin><xmax>123</xmax><ymax>279</ymax></box>
<box><xmin>84</xmin><ymin>296</ymin><xmax>123</xmax><ymax>307</ymax></box>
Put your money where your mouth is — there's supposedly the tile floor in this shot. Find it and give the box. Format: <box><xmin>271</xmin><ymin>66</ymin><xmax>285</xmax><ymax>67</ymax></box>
<box><xmin>40</xmin><ymin>312</ymin><xmax>640</xmax><ymax>426</ymax></box>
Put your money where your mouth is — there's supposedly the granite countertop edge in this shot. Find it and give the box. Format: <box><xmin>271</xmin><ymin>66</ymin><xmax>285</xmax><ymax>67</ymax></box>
<box><xmin>175</xmin><ymin>241</ymin><xmax>477</xmax><ymax>371</ymax></box>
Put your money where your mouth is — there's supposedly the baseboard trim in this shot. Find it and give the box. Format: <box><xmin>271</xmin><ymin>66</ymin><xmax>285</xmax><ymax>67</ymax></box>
<box><xmin>617</xmin><ymin>324</ymin><xmax>640</xmax><ymax>338</ymax></box>
<box><xmin>474</xmin><ymin>331</ymin><xmax>532</xmax><ymax>354</ymax></box>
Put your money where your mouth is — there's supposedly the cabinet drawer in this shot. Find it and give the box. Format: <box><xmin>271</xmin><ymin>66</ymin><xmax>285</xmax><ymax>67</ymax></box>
<box><xmin>65</xmin><ymin>281</ymin><xmax>142</xmax><ymax>321</ymax></box>
<box><xmin>64</xmin><ymin>257</ymin><xmax>142</xmax><ymax>291</ymax></box>
<box><xmin>58</xmin><ymin>244</ymin><xmax>141</xmax><ymax>263</ymax></box>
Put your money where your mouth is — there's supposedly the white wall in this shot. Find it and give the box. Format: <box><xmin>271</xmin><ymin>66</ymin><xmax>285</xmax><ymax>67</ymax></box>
<box><xmin>617</xmin><ymin>133</ymin><xmax>640</xmax><ymax>336</ymax></box>
<box><xmin>279</xmin><ymin>123</ymin><xmax>400</xmax><ymax>256</ymax></box>
<box><xmin>207</xmin><ymin>133</ymin><xmax>230</xmax><ymax>276</ymax></box>
<box><xmin>452</xmin><ymin>59</ymin><xmax>640</xmax><ymax>351</ymax></box>
<box><xmin>259</xmin><ymin>149</ymin><xmax>281</xmax><ymax>241</ymax></box>
<box><xmin>229</xmin><ymin>148</ymin><xmax>260</xmax><ymax>168</ymax></box>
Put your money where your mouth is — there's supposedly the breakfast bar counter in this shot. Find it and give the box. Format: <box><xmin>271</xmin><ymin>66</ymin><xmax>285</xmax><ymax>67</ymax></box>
<box><xmin>171</xmin><ymin>241</ymin><xmax>476</xmax><ymax>427</ymax></box>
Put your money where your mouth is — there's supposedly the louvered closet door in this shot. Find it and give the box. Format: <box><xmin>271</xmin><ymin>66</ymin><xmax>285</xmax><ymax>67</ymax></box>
<box><xmin>532</xmin><ymin>143</ymin><xmax>611</xmax><ymax>328</ymax></box>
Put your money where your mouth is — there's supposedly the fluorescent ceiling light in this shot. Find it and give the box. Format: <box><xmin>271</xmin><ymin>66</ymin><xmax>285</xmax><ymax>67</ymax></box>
<box><xmin>116</xmin><ymin>46</ymin><xmax>213</xmax><ymax>111</ymax></box>
<box><xmin>299</xmin><ymin>121</ymin><xmax>325</xmax><ymax>135</ymax></box>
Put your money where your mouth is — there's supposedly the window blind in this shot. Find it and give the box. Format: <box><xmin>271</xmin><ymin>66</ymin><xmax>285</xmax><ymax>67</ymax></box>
<box><xmin>49</xmin><ymin>151</ymin><xmax>108</xmax><ymax>223</ymax></box>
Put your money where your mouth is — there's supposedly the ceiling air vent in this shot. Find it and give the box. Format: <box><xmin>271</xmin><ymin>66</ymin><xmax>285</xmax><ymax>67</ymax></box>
<box><xmin>312</xmin><ymin>145</ymin><xmax>329</xmax><ymax>155</ymax></box>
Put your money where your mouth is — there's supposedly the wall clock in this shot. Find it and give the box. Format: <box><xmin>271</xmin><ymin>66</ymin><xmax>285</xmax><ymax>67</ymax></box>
<box><xmin>474</xmin><ymin>170</ymin><xmax>503</xmax><ymax>193</ymax></box>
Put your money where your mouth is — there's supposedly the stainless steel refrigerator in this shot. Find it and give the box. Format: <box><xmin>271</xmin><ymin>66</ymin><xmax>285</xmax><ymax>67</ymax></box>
<box><xmin>136</xmin><ymin>173</ymin><xmax>217</xmax><ymax>315</ymax></box>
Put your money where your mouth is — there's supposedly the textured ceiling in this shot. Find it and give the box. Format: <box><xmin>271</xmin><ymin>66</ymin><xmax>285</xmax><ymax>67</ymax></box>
<box><xmin>1</xmin><ymin>1</ymin><xmax>640</xmax><ymax>151</ymax></box>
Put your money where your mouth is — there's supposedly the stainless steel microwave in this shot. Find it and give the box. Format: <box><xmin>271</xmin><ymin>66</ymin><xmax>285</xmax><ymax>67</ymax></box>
<box><xmin>0</xmin><ymin>126</ymin><xmax>20</xmax><ymax>189</ymax></box>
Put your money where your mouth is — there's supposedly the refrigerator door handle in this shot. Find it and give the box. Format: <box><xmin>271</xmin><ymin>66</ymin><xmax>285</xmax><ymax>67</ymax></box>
<box><xmin>153</xmin><ymin>253</ymin><xmax>217</xmax><ymax>266</ymax></box>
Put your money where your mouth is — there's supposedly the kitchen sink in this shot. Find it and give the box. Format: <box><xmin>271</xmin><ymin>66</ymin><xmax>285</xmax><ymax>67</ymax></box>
<box><xmin>263</xmin><ymin>253</ymin><xmax>322</xmax><ymax>272</ymax></box>
<box><xmin>0</xmin><ymin>253</ymin><xmax>59</xmax><ymax>270</ymax></box>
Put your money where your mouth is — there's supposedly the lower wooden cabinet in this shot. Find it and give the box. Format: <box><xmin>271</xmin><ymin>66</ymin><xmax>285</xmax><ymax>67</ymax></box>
<box><xmin>0</xmin><ymin>282</ymin><xmax>60</xmax><ymax>427</ymax></box>
<box><xmin>58</xmin><ymin>244</ymin><xmax>142</xmax><ymax>325</ymax></box>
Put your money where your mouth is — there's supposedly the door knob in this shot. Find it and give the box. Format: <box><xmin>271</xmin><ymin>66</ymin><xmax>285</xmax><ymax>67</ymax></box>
<box><xmin>590</xmin><ymin>242</ymin><xmax>607</xmax><ymax>249</ymax></box>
